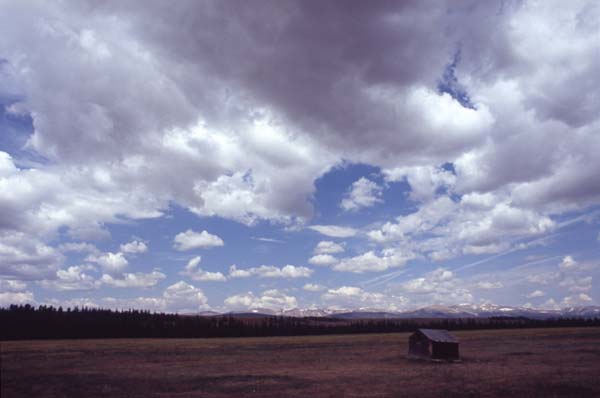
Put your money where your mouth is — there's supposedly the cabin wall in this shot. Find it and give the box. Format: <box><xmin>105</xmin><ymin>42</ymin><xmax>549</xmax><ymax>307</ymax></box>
<box><xmin>431</xmin><ymin>342</ymin><xmax>459</xmax><ymax>360</ymax></box>
<box><xmin>408</xmin><ymin>334</ymin><xmax>430</xmax><ymax>358</ymax></box>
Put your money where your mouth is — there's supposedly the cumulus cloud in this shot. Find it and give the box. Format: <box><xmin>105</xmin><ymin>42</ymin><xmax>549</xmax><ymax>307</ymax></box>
<box><xmin>1</xmin><ymin>1</ymin><xmax>599</xmax><ymax>311</ymax></box>
<box><xmin>120</xmin><ymin>240</ymin><xmax>148</xmax><ymax>254</ymax></box>
<box><xmin>314</xmin><ymin>241</ymin><xmax>345</xmax><ymax>255</ymax></box>
<box><xmin>322</xmin><ymin>286</ymin><xmax>406</xmax><ymax>311</ymax></box>
<box><xmin>308</xmin><ymin>254</ymin><xmax>338</xmax><ymax>266</ymax></box>
<box><xmin>0</xmin><ymin>279</ymin><xmax>27</xmax><ymax>292</ymax></box>
<box><xmin>85</xmin><ymin>252</ymin><xmax>128</xmax><ymax>275</ymax></box>
<box><xmin>398</xmin><ymin>268</ymin><xmax>473</xmax><ymax>305</ymax></box>
<box><xmin>526</xmin><ymin>290</ymin><xmax>545</xmax><ymax>298</ymax></box>
<box><xmin>0</xmin><ymin>291</ymin><xmax>36</xmax><ymax>307</ymax></box>
<box><xmin>0</xmin><ymin>232</ymin><xmax>64</xmax><ymax>280</ymax></box>
<box><xmin>384</xmin><ymin>165</ymin><xmax>456</xmax><ymax>202</ymax></box>
<box><xmin>224</xmin><ymin>289</ymin><xmax>297</xmax><ymax>311</ymax></box>
<box><xmin>100</xmin><ymin>271</ymin><xmax>166</xmax><ymax>288</ymax></box>
<box><xmin>333</xmin><ymin>249</ymin><xmax>412</xmax><ymax>273</ymax></box>
<box><xmin>39</xmin><ymin>265</ymin><xmax>100</xmax><ymax>291</ymax></box>
<box><xmin>228</xmin><ymin>264</ymin><xmax>312</xmax><ymax>279</ymax></box>
<box><xmin>559</xmin><ymin>255</ymin><xmax>578</xmax><ymax>271</ymax></box>
<box><xmin>173</xmin><ymin>230</ymin><xmax>224</xmax><ymax>251</ymax></box>
<box><xmin>340</xmin><ymin>177</ymin><xmax>383</xmax><ymax>211</ymax></box>
<box><xmin>368</xmin><ymin>195</ymin><xmax>555</xmax><ymax>261</ymax></box>
<box><xmin>182</xmin><ymin>256</ymin><xmax>227</xmax><ymax>282</ymax></box>
<box><xmin>303</xmin><ymin>283</ymin><xmax>326</xmax><ymax>292</ymax></box>
<box><xmin>562</xmin><ymin>293</ymin><xmax>593</xmax><ymax>307</ymax></box>
<box><xmin>475</xmin><ymin>281</ymin><xmax>503</xmax><ymax>290</ymax></box>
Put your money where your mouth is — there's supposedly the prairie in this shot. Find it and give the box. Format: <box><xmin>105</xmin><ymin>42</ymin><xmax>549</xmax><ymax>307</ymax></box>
<box><xmin>2</xmin><ymin>327</ymin><xmax>600</xmax><ymax>397</ymax></box>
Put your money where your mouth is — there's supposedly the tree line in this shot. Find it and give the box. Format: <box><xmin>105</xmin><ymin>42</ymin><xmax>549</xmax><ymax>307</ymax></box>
<box><xmin>1</xmin><ymin>304</ymin><xmax>599</xmax><ymax>340</ymax></box>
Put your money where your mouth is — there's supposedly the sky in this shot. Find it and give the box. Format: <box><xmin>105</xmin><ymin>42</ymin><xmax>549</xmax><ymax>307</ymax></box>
<box><xmin>0</xmin><ymin>0</ymin><xmax>599</xmax><ymax>313</ymax></box>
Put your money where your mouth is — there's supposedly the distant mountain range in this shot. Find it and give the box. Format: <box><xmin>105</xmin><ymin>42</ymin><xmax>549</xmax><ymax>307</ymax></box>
<box><xmin>200</xmin><ymin>304</ymin><xmax>600</xmax><ymax>319</ymax></box>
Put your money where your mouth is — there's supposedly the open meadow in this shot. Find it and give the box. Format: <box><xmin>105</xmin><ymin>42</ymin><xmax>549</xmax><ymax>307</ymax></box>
<box><xmin>2</xmin><ymin>327</ymin><xmax>600</xmax><ymax>397</ymax></box>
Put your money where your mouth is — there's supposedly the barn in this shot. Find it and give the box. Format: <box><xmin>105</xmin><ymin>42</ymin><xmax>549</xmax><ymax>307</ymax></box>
<box><xmin>408</xmin><ymin>329</ymin><xmax>460</xmax><ymax>361</ymax></box>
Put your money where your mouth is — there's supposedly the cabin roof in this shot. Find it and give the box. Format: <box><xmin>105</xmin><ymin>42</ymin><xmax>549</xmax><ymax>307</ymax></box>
<box><xmin>417</xmin><ymin>329</ymin><xmax>458</xmax><ymax>343</ymax></box>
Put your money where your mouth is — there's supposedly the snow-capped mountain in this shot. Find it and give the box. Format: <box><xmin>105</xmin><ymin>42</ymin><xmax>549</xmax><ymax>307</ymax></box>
<box><xmin>218</xmin><ymin>305</ymin><xmax>600</xmax><ymax>319</ymax></box>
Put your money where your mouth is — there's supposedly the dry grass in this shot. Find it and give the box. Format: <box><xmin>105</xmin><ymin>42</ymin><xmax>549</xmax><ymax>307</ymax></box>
<box><xmin>2</xmin><ymin>327</ymin><xmax>600</xmax><ymax>397</ymax></box>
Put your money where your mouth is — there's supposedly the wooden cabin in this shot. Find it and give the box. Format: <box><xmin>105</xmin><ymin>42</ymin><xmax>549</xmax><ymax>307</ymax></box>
<box><xmin>408</xmin><ymin>329</ymin><xmax>460</xmax><ymax>361</ymax></box>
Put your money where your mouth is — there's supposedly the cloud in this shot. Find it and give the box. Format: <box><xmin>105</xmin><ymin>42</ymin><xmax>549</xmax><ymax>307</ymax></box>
<box><xmin>398</xmin><ymin>268</ymin><xmax>473</xmax><ymax>305</ymax></box>
<box><xmin>1</xmin><ymin>1</ymin><xmax>599</xmax><ymax>312</ymax></box>
<box><xmin>0</xmin><ymin>279</ymin><xmax>27</xmax><ymax>292</ymax></box>
<box><xmin>333</xmin><ymin>249</ymin><xmax>412</xmax><ymax>273</ymax></box>
<box><xmin>0</xmin><ymin>232</ymin><xmax>64</xmax><ymax>280</ymax></box>
<box><xmin>120</xmin><ymin>240</ymin><xmax>148</xmax><ymax>254</ymax></box>
<box><xmin>475</xmin><ymin>281</ymin><xmax>503</xmax><ymax>290</ymax></box>
<box><xmin>60</xmin><ymin>281</ymin><xmax>210</xmax><ymax>313</ymax></box>
<box><xmin>39</xmin><ymin>265</ymin><xmax>100</xmax><ymax>291</ymax></box>
<box><xmin>340</xmin><ymin>177</ymin><xmax>383</xmax><ymax>211</ymax></box>
<box><xmin>303</xmin><ymin>283</ymin><xmax>326</xmax><ymax>292</ymax></box>
<box><xmin>308</xmin><ymin>254</ymin><xmax>338</xmax><ymax>266</ymax></box>
<box><xmin>57</xmin><ymin>242</ymin><xmax>99</xmax><ymax>254</ymax></box>
<box><xmin>0</xmin><ymin>291</ymin><xmax>36</xmax><ymax>307</ymax></box>
<box><xmin>173</xmin><ymin>230</ymin><xmax>224</xmax><ymax>251</ymax></box>
<box><xmin>100</xmin><ymin>271</ymin><xmax>166</xmax><ymax>288</ymax></box>
<box><xmin>562</xmin><ymin>293</ymin><xmax>593</xmax><ymax>307</ymax></box>
<box><xmin>224</xmin><ymin>289</ymin><xmax>297</xmax><ymax>311</ymax></box>
<box><xmin>182</xmin><ymin>256</ymin><xmax>227</xmax><ymax>282</ymax></box>
<box><xmin>251</xmin><ymin>237</ymin><xmax>285</xmax><ymax>244</ymax></box>
<box><xmin>314</xmin><ymin>241</ymin><xmax>345</xmax><ymax>255</ymax></box>
<box><xmin>85</xmin><ymin>252</ymin><xmax>128</xmax><ymax>275</ymax></box>
<box><xmin>368</xmin><ymin>195</ymin><xmax>554</xmax><ymax>261</ymax></box>
<box><xmin>526</xmin><ymin>290</ymin><xmax>545</xmax><ymax>298</ymax></box>
<box><xmin>384</xmin><ymin>165</ymin><xmax>455</xmax><ymax>202</ymax></box>
<box><xmin>322</xmin><ymin>286</ymin><xmax>405</xmax><ymax>311</ymax></box>
<box><xmin>559</xmin><ymin>255</ymin><xmax>578</xmax><ymax>271</ymax></box>
<box><xmin>309</xmin><ymin>225</ymin><xmax>357</xmax><ymax>238</ymax></box>
<box><xmin>228</xmin><ymin>264</ymin><xmax>312</xmax><ymax>279</ymax></box>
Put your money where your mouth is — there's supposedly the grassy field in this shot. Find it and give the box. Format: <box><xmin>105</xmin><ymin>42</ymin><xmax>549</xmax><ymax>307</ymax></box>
<box><xmin>2</xmin><ymin>327</ymin><xmax>600</xmax><ymax>397</ymax></box>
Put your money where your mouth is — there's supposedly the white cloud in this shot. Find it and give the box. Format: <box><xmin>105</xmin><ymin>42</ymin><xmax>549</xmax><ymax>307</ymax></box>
<box><xmin>224</xmin><ymin>289</ymin><xmax>298</xmax><ymax>311</ymax></box>
<box><xmin>173</xmin><ymin>230</ymin><xmax>224</xmax><ymax>251</ymax></box>
<box><xmin>314</xmin><ymin>241</ymin><xmax>345</xmax><ymax>255</ymax></box>
<box><xmin>308</xmin><ymin>254</ymin><xmax>338</xmax><ymax>266</ymax></box>
<box><xmin>65</xmin><ymin>281</ymin><xmax>210</xmax><ymax>313</ymax></box>
<box><xmin>182</xmin><ymin>256</ymin><xmax>227</xmax><ymax>282</ymax></box>
<box><xmin>559</xmin><ymin>255</ymin><xmax>578</xmax><ymax>271</ymax></box>
<box><xmin>526</xmin><ymin>290</ymin><xmax>545</xmax><ymax>298</ymax></box>
<box><xmin>314</xmin><ymin>240</ymin><xmax>344</xmax><ymax>254</ymax></box>
<box><xmin>58</xmin><ymin>242</ymin><xmax>99</xmax><ymax>254</ymax></box>
<box><xmin>340</xmin><ymin>177</ymin><xmax>383</xmax><ymax>211</ymax></box>
<box><xmin>0</xmin><ymin>232</ymin><xmax>64</xmax><ymax>280</ymax></box>
<box><xmin>475</xmin><ymin>281</ymin><xmax>503</xmax><ymax>290</ymax></box>
<box><xmin>0</xmin><ymin>291</ymin><xmax>36</xmax><ymax>307</ymax></box>
<box><xmin>40</xmin><ymin>265</ymin><xmax>100</xmax><ymax>291</ymax></box>
<box><xmin>303</xmin><ymin>283</ymin><xmax>326</xmax><ymax>292</ymax></box>
<box><xmin>309</xmin><ymin>225</ymin><xmax>357</xmax><ymax>238</ymax></box>
<box><xmin>384</xmin><ymin>165</ymin><xmax>456</xmax><ymax>202</ymax></box>
<box><xmin>398</xmin><ymin>268</ymin><xmax>473</xmax><ymax>305</ymax></box>
<box><xmin>559</xmin><ymin>276</ymin><xmax>592</xmax><ymax>293</ymax></box>
<box><xmin>0</xmin><ymin>279</ymin><xmax>27</xmax><ymax>292</ymax></box>
<box><xmin>85</xmin><ymin>252</ymin><xmax>128</xmax><ymax>275</ymax></box>
<box><xmin>100</xmin><ymin>271</ymin><xmax>166</xmax><ymax>288</ymax></box>
<box><xmin>161</xmin><ymin>281</ymin><xmax>208</xmax><ymax>312</ymax></box>
<box><xmin>120</xmin><ymin>240</ymin><xmax>148</xmax><ymax>254</ymax></box>
<box><xmin>562</xmin><ymin>293</ymin><xmax>593</xmax><ymax>307</ymax></box>
<box><xmin>228</xmin><ymin>264</ymin><xmax>313</xmax><ymax>279</ymax></box>
<box><xmin>322</xmin><ymin>286</ymin><xmax>405</xmax><ymax>311</ymax></box>
<box><xmin>333</xmin><ymin>249</ymin><xmax>412</xmax><ymax>273</ymax></box>
<box><xmin>368</xmin><ymin>195</ymin><xmax>555</xmax><ymax>261</ymax></box>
